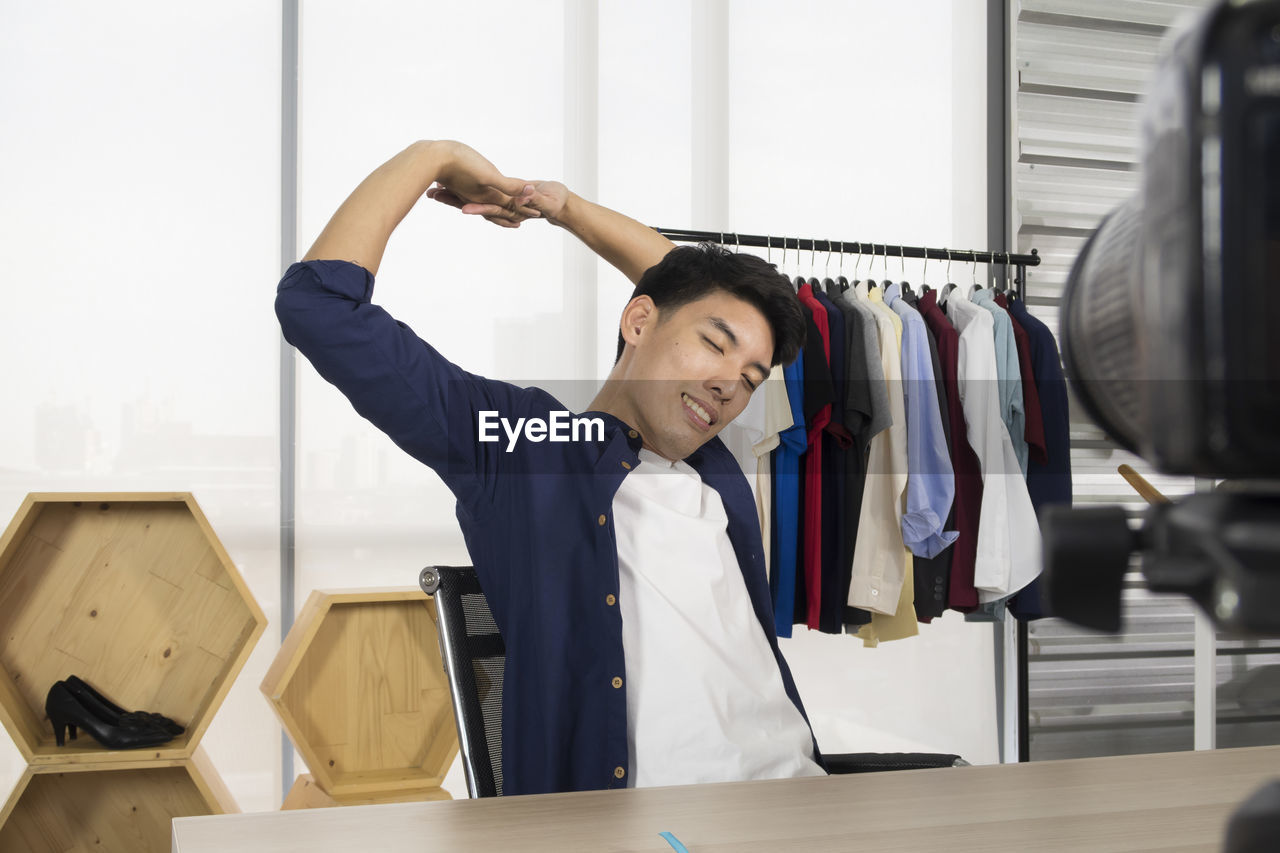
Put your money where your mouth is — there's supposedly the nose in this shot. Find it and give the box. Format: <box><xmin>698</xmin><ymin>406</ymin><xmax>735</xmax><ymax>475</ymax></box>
<box><xmin>706</xmin><ymin>378</ymin><xmax>737</xmax><ymax>402</ymax></box>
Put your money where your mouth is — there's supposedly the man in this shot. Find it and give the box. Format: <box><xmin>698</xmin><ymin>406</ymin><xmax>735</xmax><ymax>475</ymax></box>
<box><xmin>276</xmin><ymin>139</ymin><xmax>822</xmax><ymax>795</ymax></box>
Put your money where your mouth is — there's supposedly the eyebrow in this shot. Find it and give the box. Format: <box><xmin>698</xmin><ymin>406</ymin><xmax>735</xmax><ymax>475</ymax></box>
<box><xmin>707</xmin><ymin>316</ymin><xmax>770</xmax><ymax>382</ymax></box>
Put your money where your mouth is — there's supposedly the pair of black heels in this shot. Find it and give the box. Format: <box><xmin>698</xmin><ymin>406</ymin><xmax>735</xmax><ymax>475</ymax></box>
<box><xmin>45</xmin><ymin>675</ymin><xmax>185</xmax><ymax>750</ymax></box>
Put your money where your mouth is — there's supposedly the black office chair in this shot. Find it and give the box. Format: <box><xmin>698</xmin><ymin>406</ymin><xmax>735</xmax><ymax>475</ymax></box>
<box><xmin>420</xmin><ymin>564</ymin><xmax>966</xmax><ymax>798</ymax></box>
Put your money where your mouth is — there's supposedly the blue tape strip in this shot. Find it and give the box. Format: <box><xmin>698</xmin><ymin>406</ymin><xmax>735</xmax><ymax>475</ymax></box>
<box><xmin>659</xmin><ymin>831</ymin><xmax>690</xmax><ymax>853</ymax></box>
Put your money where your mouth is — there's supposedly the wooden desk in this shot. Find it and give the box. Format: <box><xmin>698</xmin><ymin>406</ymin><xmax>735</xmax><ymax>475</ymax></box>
<box><xmin>172</xmin><ymin>746</ymin><xmax>1280</xmax><ymax>852</ymax></box>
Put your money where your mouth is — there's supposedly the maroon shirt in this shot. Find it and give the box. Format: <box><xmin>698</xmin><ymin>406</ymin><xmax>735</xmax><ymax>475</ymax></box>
<box><xmin>917</xmin><ymin>289</ymin><xmax>981</xmax><ymax>610</ymax></box>
<box><xmin>796</xmin><ymin>283</ymin><xmax>831</xmax><ymax>630</ymax></box>
<box><xmin>995</xmin><ymin>292</ymin><xmax>1047</xmax><ymax>466</ymax></box>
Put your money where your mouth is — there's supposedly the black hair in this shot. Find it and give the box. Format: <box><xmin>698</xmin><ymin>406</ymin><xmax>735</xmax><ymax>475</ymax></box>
<box><xmin>614</xmin><ymin>243</ymin><xmax>806</xmax><ymax>366</ymax></box>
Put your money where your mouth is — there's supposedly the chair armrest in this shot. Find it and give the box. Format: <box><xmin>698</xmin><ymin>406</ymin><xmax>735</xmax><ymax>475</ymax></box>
<box><xmin>824</xmin><ymin>752</ymin><xmax>968</xmax><ymax>774</ymax></box>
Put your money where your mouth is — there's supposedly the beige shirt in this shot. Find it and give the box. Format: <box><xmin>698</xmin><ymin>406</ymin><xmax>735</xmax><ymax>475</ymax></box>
<box><xmin>754</xmin><ymin>365</ymin><xmax>793</xmax><ymax>579</ymax></box>
<box><xmin>846</xmin><ymin>284</ymin><xmax>914</xmax><ymax>630</ymax></box>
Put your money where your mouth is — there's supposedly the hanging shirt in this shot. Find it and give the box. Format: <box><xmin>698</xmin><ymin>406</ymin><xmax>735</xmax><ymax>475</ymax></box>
<box><xmin>995</xmin><ymin>292</ymin><xmax>1048</xmax><ymax>466</ymax></box>
<box><xmin>812</xmin><ymin>286</ymin><xmax>855</xmax><ymax>634</ymax></box>
<box><xmin>770</xmin><ymin>351</ymin><xmax>807</xmax><ymax>637</ymax></box>
<box><xmin>796</xmin><ymin>284</ymin><xmax>833</xmax><ymax>629</ymax></box>
<box><xmin>1006</xmin><ymin>295</ymin><xmax>1073</xmax><ymax>620</ymax></box>
<box><xmin>615</xmin><ymin>448</ymin><xmax>826</xmax><ymax>787</ymax></box>
<box><xmin>847</xmin><ymin>283</ymin><xmax>916</xmax><ymax>643</ymax></box>
<box><xmin>971</xmin><ymin>288</ymin><xmax>1028</xmax><ymax>476</ymax></box>
<box><xmin>829</xmin><ymin>286</ymin><xmax>887</xmax><ymax>630</ymax></box>
<box><xmin>755</xmin><ymin>365</ymin><xmax>794</xmax><ymax>579</ymax></box>
<box><xmin>902</xmin><ymin>289</ymin><xmax>954</xmax><ymax>622</ymax></box>
<box><xmin>885</xmin><ymin>284</ymin><xmax>959</xmax><ymax>559</ymax></box>
<box><xmin>919</xmin><ymin>289</ymin><xmax>982</xmax><ymax>611</ymax></box>
<box><xmin>943</xmin><ymin>286</ymin><xmax>1041</xmax><ymax>603</ymax></box>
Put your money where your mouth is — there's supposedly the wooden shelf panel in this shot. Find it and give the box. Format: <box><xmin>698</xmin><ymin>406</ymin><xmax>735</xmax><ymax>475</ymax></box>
<box><xmin>281</xmin><ymin>774</ymin><xmax>452</xmax><ymax>810</ymax></box>
<box><xmin>0</xmin><ymin>494</ymin><xmax>267</xmax><ymax>763</ymax></box>
<box><xmin>263</xmin><ymin>589</ymin><xmax>459</xmax><ymax>797</ymax></box>
<box><xmin>0</xmin><ymin>751</ymin><xmax>236</xmax><ymax>853</ymax></box>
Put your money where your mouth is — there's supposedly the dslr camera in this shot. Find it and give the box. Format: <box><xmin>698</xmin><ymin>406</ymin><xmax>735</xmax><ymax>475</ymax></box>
<box><xmin>1043</xmin><ymin>0</ymin><xmax>1280</xmax><ymax>636</ymax></box>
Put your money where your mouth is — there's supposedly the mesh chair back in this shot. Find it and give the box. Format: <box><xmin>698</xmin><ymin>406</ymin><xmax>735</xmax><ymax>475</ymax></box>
<box><xmin>420</xmin><ymin>565</ymin><xmax>505</xmax><ymax>798</ymax></box>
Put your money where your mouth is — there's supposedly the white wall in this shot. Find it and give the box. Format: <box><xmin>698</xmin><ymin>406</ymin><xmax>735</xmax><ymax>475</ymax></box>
<box><xmin>0</xmin><ymin>0</ymin><xmax>996</xmax><ymax>813</ymax></box>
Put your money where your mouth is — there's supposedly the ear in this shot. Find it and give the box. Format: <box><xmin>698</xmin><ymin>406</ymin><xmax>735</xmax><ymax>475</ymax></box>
<box><xmin>619</xmin><ymin>295</ymin><xmax>657</xmax><ymax>348</ymax></box>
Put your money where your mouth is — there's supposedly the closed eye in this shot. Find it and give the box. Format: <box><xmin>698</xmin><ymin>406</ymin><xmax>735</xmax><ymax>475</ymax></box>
<box><xmin>701</xmin><ymin>335</ymin><xmax>724</xmax><ymax>354</ymax></box>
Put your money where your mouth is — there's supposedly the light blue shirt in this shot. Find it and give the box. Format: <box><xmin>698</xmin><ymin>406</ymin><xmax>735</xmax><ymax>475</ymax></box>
<box><xmin>971</xmin><ymin>288</ymin><xmax>1027</xmax><ymax>476</ymax></box>
<box><xmin>885</xmin><ymin>284</ymin><xmax>958</xmax><ymax>559</ymax></box>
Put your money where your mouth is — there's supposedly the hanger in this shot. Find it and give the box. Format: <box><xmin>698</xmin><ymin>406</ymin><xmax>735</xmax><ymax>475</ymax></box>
<box><xmin>821</xmin><ymin>239</ymin><xmax>839</xmax><ymax>293</ymax></box>
<box><xmin>807</xmin><ymin>239</ymin><xmax>821</xmax><ymax>289</ymax></box>
<box><xmin>963</xmin><ymin>252</ymin><xmax>982</xmax><ymax>298</ymax></box>
<box><xmin>940</xmin><ymin>248</ymin><xmax>957</xmax><ymax>304</ymax></box>
<box><xmin>898</xmin><ymin>245</ymin><xmax>915</xmax><ymax>300</ymax></box>
<box><xmin>786</xmin><ymin>238</ymin><xmax>805</xmax><ymax>291</ymax></box>
<box><xmin>920</xmin><ymin>249</ymin><xmax>932</xmax><ymax>296</ymax></box>
<box><xmin>835</xmin><ymin>240</ymin><xmax>849</xmax><ymax>291</ymax></box>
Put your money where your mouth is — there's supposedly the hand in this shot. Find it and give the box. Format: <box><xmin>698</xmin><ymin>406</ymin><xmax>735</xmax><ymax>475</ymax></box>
<box><xmin>424</xmin><ymin>140</ymin><xmax>540</xmax><ymax>229</ymax></box>
<box><xmin>429</xmin><ymin>178</ymin><xmax>570</xmax><ymax>230</ymax></box>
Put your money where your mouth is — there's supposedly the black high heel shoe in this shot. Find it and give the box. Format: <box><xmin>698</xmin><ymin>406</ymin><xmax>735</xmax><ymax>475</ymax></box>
<box><xmin>44</xmin><ymin>681</ymin><xmax>175</xmax><ymax>750</ymax></box>
<box><xmin>64</xmin><ymin>675</ymin><xmax>185</xmax><ymax>737</ymax></box>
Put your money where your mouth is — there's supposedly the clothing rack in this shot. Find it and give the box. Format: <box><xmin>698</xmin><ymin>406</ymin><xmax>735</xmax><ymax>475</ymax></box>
<box><xmin>659</xmin><ymin>225</ymin><xmax>1041</xmax><ymax>764</ymax></box>
<box><xmin>654</xmin><ymin>227</ymin><xmax>1041</xmax><ymax>288</ymax></box>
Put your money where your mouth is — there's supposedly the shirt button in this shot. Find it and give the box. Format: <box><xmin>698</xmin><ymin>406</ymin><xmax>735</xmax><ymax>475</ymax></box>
<box><xmin>598</xmin><ymin>514</ymin><xmax>607</xmax><ymax>526</ymax></box>
<box><xmin>628</xmin><ymin>430</ymin><xmax>638</xmax><ymax>439</ymax></box>
<box><xmin>871</xmin><ymin>589</ymin><xmax>879</xmax><ymax>597</ymax></box>
<box><xmin>620</xmin><ymin>461</ymin><xmax>631</xmax><ymax>470</ymax></box>
<box><xmin>612</xmin><ymin>676</ymin><xmax>623</xmax><ymax>689</ymax></box>
<box><xmin>606</xmin><ymin>594</ymin><xmax>616</xmax><ymax>606</ymax></box>
<box><xmin>614</xmin><ymin>766</ymin><xmax>626</xmax><ymax>779</ymax></box>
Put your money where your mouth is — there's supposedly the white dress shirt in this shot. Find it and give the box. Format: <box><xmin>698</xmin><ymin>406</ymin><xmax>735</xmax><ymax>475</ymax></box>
<box><xmin>943</xmin><ymin>288</ymin><xmax>1042</xmax><ymax>600</ymax></box>
<box><xmin>613</xmin><ymin>448</ymin><xmax>825</xmax><ymax>787</ymax></box>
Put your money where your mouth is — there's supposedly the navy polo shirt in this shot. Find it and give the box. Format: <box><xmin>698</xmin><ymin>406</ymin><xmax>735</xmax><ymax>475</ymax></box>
<box><xmin>275</xmin><ymin>260</ymin><xmax>822</xmax><ymax>795</ymax></box>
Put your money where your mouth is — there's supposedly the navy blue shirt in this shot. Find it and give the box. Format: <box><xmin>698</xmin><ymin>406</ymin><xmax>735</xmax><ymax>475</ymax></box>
<box><xmin>275</xmin><ymin>260</ymin><xmax>822</xmax><ymax>795</ymax></box>
<box><xmin>1006</xmin><ymin>295</ymin><xmax>1072</xmax><ymax>619</ymax></box>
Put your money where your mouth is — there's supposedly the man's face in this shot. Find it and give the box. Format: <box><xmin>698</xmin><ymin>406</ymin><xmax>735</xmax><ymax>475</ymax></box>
<box><xmin>621</xmin><ymin>290</ymin><xmax>774</xmax><ymax>461</ymax></box>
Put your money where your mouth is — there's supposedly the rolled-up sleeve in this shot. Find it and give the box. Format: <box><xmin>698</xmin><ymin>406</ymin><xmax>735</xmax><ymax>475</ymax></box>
<box><xmin>275</xmin><ymin>259</ymin><xmax>531</xmax><ymax>513</ymax></box>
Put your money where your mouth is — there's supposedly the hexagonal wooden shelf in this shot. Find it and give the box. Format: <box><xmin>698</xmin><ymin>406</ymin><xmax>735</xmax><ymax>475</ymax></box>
<box><xmin>281</xmin><ymin>773</ymin><xmax>452</xmax><ymax>809</ymax></box>
<box><xmin>0</xmin><ymin>493</ymin><xmax>267</xmax><ymax>764</ymax></box>
<box><xmin>261</xmin><ymin>588</ymin><xmax>458</xmax><ymax>799</ymax></box>
<box><xmin>0</xmin><ymin>749</ymin><xmax>236</xmax><ymax>853</ymax></box>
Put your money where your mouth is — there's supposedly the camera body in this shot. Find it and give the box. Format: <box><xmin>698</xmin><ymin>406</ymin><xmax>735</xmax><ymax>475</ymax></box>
<box><xmin>1062</xmin><ymin>0</ymin><xmax>1280</xmax><ymax>478</ymax></box>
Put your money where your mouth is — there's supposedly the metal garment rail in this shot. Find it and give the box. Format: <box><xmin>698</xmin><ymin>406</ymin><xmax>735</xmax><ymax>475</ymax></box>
<box><xmin>659</xmin><ymin>225</ymin><xmax>1042</xmax><ymax>762</ymax></box>
<box><xmin>654</xmin><ymin>227</ymin><xmax>1041</xmax><ymax>286</ymax></box>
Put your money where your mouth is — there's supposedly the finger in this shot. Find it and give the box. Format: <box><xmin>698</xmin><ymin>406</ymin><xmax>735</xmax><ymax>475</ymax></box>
<box><xmin>462</xmin><ymin>202</ymin><xmax>539</xmax><ymax>221</ymax></box>
<box><xmin>482</xmin><ymin>214</ymin><xmax>521</xmax><ymax>229</ymax></box>
<box><xmin>491</xmin><ymin>174</ymin><xmax>532</xmax><ymax>198</ymax></box>
<box><xmin>427</xmin><ymin>188</ymin><xmax>465</xmax><ymax>209</ymax></box>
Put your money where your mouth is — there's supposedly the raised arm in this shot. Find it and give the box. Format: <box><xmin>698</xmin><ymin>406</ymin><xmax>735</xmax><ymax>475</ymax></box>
<box><xmin>545</xmin><ymin>188</ymin><xmax>676</xmax><ymax>285</ymax></box>
<box><xmin>429</xmin><ymin>179</ymin><xmax>675</xmax><ymax>285</ymax></box>
<box><xmin>303</xmin><ymin>139</ymin><xmax>535</xmax><ymax>275</ymax></box>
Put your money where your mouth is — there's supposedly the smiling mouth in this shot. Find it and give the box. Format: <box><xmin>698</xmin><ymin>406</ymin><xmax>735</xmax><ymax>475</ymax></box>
<box><xmin>681</xmin><ymin>392</ymin><xmax>717</xmax><ymax>428</ymax></box>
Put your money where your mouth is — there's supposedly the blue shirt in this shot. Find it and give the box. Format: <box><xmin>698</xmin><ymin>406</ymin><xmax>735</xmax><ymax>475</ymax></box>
<box><xmin>970</xmin><ymin>288</ymin><xmax>1027</xmax><ymax>475</ymax></box>
<box><xmin>275</xmin><ymin>260</ymin><xmax>821</xmax><ymax>795</ymax></box>
<box><xmin>770</xmin><ymin>349</ymin><xmax>807</xmax><ymax>637</ymax></box>
<box><xmin>885</xmin><ymin>285</ymin><xmax>958</xmax><ymax>559</ymax></box>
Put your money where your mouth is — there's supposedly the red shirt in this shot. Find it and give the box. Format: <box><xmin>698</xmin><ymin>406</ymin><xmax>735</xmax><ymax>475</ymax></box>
<box><xmin>917</xmin><ymin>290</ymin><xmax>981</xmax><ymax>610</ymax></box>
<box><xmin>796</xmin><ymin>283</ymin><xmax>831</xmax><ymax>629</ymax></box>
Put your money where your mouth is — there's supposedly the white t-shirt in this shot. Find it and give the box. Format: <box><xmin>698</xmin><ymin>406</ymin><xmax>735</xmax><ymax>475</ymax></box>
<box><xmin>612</xmin><ymin>449</ymin><xmax>825</xmax><ymax>788</ymax></box>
